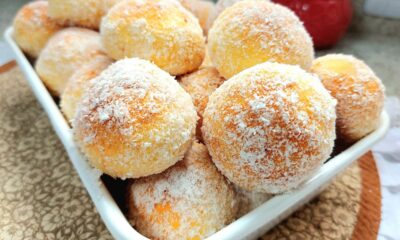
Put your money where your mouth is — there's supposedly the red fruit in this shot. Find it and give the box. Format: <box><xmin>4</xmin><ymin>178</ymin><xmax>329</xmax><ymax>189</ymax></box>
<box><xmin>273</xmin><ymin>0</ymin><xmax>353</xmax><ymax>49</ymax></box>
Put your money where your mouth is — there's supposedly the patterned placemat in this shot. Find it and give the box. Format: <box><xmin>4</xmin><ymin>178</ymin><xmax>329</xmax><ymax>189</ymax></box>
<box><xmin>0</xmin><ymin>62</ymin><xmax>381</xmax><ymax>240</ymax></box>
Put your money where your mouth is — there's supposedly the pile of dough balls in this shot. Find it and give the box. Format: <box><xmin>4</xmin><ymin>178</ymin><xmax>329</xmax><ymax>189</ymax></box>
<box><xmin>12</xmin><ymin>0</ymin><xmax>385</xmax><ymax>238</ymax></box>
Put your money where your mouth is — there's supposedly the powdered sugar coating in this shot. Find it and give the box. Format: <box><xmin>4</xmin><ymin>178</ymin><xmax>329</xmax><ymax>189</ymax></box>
<box><xmin>311</xmin><ymin>54</ymin><xmax>385</xmax><ymax>143</ymax></box>
<box><xmin>35</xmin><ymin>28</ymin><xmax>106</xmax><ymax>96</ymax></box>
<box><xmin>48</xmin><ymin>0</ymin><xmax>122</xmax><ymax>29</ymax></box>
<box><xmin>208</xmin><ymin>0</ymin><xmax>314</xmax><ymax>79</ymax></box>
<box><xmin>128</xmin><ymin>142</ymin><xmax>237</xmax><ymax>240</ymax></box>
<box><xmin>101</xmin><ymin>0</ymin><xmax>205</xmax><ymax>75</ymax></box>
<box><xmin>73</xmin><ymin>58</ymin><xmax>197</xmax><ymax>178</ymax></box>
<box><xmin>13</xmin><ymin>1</ymin><xmax>62</xmax><ymax>58</ymax></box>
<box><xmin>202</xmin><ymin>62</ymin><xmax>336</xmax><ymax>193</ymax></box>
<box><xmin>179</xmin><ymin>67</ymin><xmax>225</xmax><ymax>141</ymax></box>
<box><xmin>60</xmin><ymin>56</ymin><xmax>113</xmax><ymax>123</ymax></box>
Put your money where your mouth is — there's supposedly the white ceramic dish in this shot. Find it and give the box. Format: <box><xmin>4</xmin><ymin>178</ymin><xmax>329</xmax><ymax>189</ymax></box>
<box><xmin>4</xmin><ymin>27</ymin><xmax>390</xmax><ymax>240</ymax></box>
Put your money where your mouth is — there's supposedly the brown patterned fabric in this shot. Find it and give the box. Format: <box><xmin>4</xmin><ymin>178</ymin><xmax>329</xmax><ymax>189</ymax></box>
<box><xmin>0</xmin><ymin>64</ymin><xmax>112</xmax><ymax>240</ymax></box>
<box><xmin>262</xmin><ymin>163</ymin><xmax>362</xmax><ymax>240</ymax></box>
<box><xmin>0</xmin><ymin>63</ymin><xmax>380</xmax><ymax>239</ymax></box>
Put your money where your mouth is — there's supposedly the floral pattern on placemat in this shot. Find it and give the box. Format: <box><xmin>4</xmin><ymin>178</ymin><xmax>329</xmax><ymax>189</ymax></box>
<box><xmin>0</xmin><ymin>65</ymin><xmax>113</xmax><ymax>240</ymax></box>
<box><xmin>262</xmin><ymin>164</ymin><xmax>362</xmax><ymax>239</ymax></box>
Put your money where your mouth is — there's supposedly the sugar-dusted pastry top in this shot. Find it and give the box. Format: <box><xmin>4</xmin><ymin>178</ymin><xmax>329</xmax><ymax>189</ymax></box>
<box><xmin>73</xmin><ymin>58</ymin><xmax>197</xmax><ymax>179</ymax></box>
<box><xmin>208</xmin><ymin>0</ymin><xmax>314</xmax><ymax>78</ymax></box>
<box><xmin>13</xmin><ymin>0</ymin><xmax>62</xmax><ymax>58</ymax></box>
<box><xmin>35</xmin><ymin>27</ymin><xmax>106</xmax><ymax>96</ymax></box>
<box><xmin>101</xmin><ymin>0</ymin><xmax>205</xmax><ymax>76</ymax></box>
<box><xmin>60</xmin><ymin>55</ymin><xmax>113</xmax><ymax>123</ymax></box>
<box><xmin>311</xmin><ymin>54</ymin><xmax>385</xmax><ymax>142</ymax></box>
<box><xmin>202</xmin><ymin>62</ymin><xmax>336</xmax><ymax>193</ymax></box>
<box><xmin>128</xmin><ymin>141</ymin><xmax>238</xmax><ymax>240</ymax></box>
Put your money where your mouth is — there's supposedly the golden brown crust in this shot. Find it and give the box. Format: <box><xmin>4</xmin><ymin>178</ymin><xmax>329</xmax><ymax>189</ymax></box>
<box><xmin>311</xmin><ymin>54</ymin><xmax>385</xmax><ymax>143</ymax></box>
<box><xmin>13</xmin><ymin>1</ymin><xmax>62</xmax><ymax>58</ymax></box>
<box><xmin>101</xmin><ymin>0</ymin><xmax>205</xmax><ymax>76</ymax></box>
<box><xmin>179</xmin><ymin>67</ymin><xmax>225</xmax><ymax>141</ymax></box>
<box><xmin>202</xmin><ymin>62</ymin><xmax>336</xmax><ymax>193</ymax></box>
<box><xmin>127</xmin><ymin>142</ymin><xmax>238</xmax><ymax>240</ymax></box>
<box><xmin>73</xmin><ymin>58</ymin><xmax>198</xmax><ymax>179</ymax></box>
<box><xmin>208</xmin><ymin>0</ymin><xmax>314</xmax><ymax>79</ymax></box>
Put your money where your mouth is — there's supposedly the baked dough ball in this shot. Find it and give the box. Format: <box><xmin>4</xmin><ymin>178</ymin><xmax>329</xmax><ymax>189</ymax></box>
<box><xmin>35</xmin><ymin>28</ymin><xmax>106</xmax><ymax>96</ymax></box>
<box><xmin>60</xmin><ymin>56</ymin><xmax>113</xmax><ymax>123</ymax></box>
<box><xmin>180</xmin><ymin>0</ymin><xmax>215</xmax><ymax>34</ymax></box>
<box><xmin>73</xmin><ymin>58</ymin><xmax>197</xmax><ymax>179</ymax></box>
<box><xmin>48</xmin><ymin>0</ymin><xmax>121</xmax><ymax>29</ymax></box>
<box><xmin>179</xmin><ymin>67</ymin><xmax>225</xmax><ymax>141</ymax></box>
<box><xmin>128</xmin><ymin>142</ymin><xmax>237</xmax><ymax>240</ymax></box>
<box><xmin>311</xmin><ymin>54</ymin><xmax>385</xmax><ymax>143</ymax></box>
<box><xmin>208</xmin><ymin>0</ymin><xmax>314</xmax><ymax>79</ymax></box>
<box><xmin>101</xmin><ymin>0</ymin><xmax>205</xmax><ymax>75</ymax></box>
<box><xmin>12</xmin><ymin>1</ymin><xmax>62</xmax><ymax>58</ymax></box>
<box><xmin>202</xmin><ymin>62</ymin><xmax>336</xmax><ymax>193</ymax></box>
<box><xmin>235</xmin><ymin>186</ymin><xmax>272</xmax><ymax>217</ymax></box>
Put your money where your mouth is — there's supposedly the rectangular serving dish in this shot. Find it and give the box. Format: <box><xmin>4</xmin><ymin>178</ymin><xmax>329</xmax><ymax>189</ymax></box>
<box><xmin>4</xmin><ymin>27</ymin><xmax>390</xmax><ymax>240</ymax></box>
